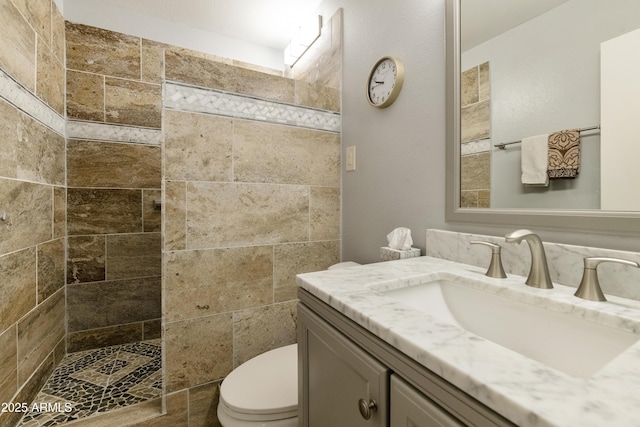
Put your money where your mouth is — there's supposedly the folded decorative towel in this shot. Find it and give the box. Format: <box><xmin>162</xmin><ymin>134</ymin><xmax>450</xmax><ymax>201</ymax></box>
<box><xmin>521</xmin><ymin>134</ymin><xmax>549</xmax><ymax>186</ymax></box>
<box><xmin>548</xmin><ymin>129</ymin><xmax>580</xmax><ymax>179</ymax></box>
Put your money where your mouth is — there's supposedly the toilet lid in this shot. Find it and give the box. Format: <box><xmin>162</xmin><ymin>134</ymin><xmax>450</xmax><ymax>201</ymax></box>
<box><xmin>220</xmin><ymin>344</ymin><xmax>298</xmax><ymax>417</ymax></box>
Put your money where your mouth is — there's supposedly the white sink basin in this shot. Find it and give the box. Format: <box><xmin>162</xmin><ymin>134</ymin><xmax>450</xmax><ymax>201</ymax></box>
<box><xmin>382</xmin><ymin>276</ymin><xmax>639</xmax><ymax>378</ymax></box>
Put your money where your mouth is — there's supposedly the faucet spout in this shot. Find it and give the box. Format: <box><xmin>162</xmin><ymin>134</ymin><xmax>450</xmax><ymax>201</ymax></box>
<box><xmin>504</xmin><ymin>229</ymin><xmax>553</xmax><ymax>289</ymax></box>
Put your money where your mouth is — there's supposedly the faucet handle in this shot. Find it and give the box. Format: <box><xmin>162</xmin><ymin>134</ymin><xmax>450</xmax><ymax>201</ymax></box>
<box><xmin>471</xmin><ymin>241</ymin><xmax>507</xmax><ymax>279</ymax></box>
<box><xmin>574</xmin><ymin>257</ymin><xmax>640</xmax><ymax>301</ymax></box>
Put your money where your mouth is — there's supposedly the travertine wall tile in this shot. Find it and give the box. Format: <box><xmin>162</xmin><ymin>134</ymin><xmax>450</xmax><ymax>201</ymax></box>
<box><xmin>461</xmin><ymin>99</ymin><xmax>490</xmax><ymax>143</ymax></box>
<box><xmin>67</xmin><ymin>139</ymin><xmax>161</xmax><ymax>188</ymax></box>
<box><xmin>0</xmin><ymin>326</ymin><xmax>17</xmax><ymax>404</ymax></box>
<box><xmin>0</xmin><ymin>0</ymin><xmax>36</xmax><ymax>91</ymax></box>
<box><xmin>17</xmin><ymin>288</ymin><xmax>65</xmax><ymax>384</ymax></box>
<box><xmin>166</xmin><ymin>50</ymin><xmax>295</xmax><ymax>103</ymax></box>
<box><xmin>461</xmin><ymin>67</ymin><xmax>479</xmax><ymax>107</ymax></box>
<box><xmin>165</xmin><ymin>51</ymin><xmax>234</xmax><ymax>91</ymax></box>
<box><xmin>65</xmin><ymin>22</ymin><xmax>141</xmax><ymax>79</ymax></box>
<box><xmin>67</xmin><ymin>235</ymin><xmax>106</xmax><ymax>284</ymax></box>
<box><xmin>36</xmin><ymin>39</ymin><xmax>65</xmax><ymax>115</ymax></box>
<box><xmin>51</xmin><ymin>2</ymin><xmax>65</xmax><ymax>62</ymax></box>
<box><xmin>461</xmin><ymin>62</ymin><xmax>491</xmax><ymax>207</ymax></box>
<box><xmin>160</xmin><ymin>13</ymin><xmax>342</xmax><ymax>408</ymax></box>
<box><xmin>164</xmin><ymin>181</ymin><xmax>187</xmax><ymax>251</ymax></box>
<box><xmin>188</xmin><ymin>382</ymin><xmax>221</xmax><ymax>427</ymax></box>
<box><xmin>0</xmin><ymin>344</ymin><xmax>54</xmax><ymax>427</ymax></box>
<box><xmin>0</xmin><ymin>179</ymin><xmax>52</xmax><ymax>255</ymax></box>
<box><xmin>0</xmin><ymin>99</ymin><xmax>65</xmax><ymax>185</ymax></box>
<box><xmin>233</xmin><ymin>120</ymin><xmax>340</xmax><ymax>186</ymax></box>
<box><xmin>37</xmin><ymin>238</ymin><xmax>65</xmax><ymax>302</ymax></box>
<box><xmin>143</xmin><ymin>319</ymin><xmax>161</xmax><ymax>340</ymax></box>
<box><xmin>143</xmin><ymin>189</ymin><xmax>161</xmax><ymax>232</ymax></box>
<box><xmin>130</xmin><ymin>391</ymin><xmax>189</xmax><ymax>427</ymax></box>
<box><xmin>0</xmin><ymin>0</ymin><xmax>67</xmax><ymax>411</ymax></box>
<box><xmin>165</xmin><ymin>314</ymin><xmax>233</xmax><ymax>392</ymax></box>
<box><xmin>67</xmin><ymin>323</ymin><xmax>144</xmax><ymax>353</ymax></box>
<box><xmin>289</xmin><ymin>9</ymin><xmax>342</xmax><ymax>111</ymax></box>
<box><xmin>234</xmin><ymin>66</ymin><xmax>295</xmax><ymax>103</ymax></box>
<box><xmin>186</xmin><ymin>182</ymin><xmax>309</xmax><ymax>248</ymax></box>
<box><xmin>232</xmin><ymin>301</ymin><xmax>297</xmax><ymax>367</ymax></box>
<box><xmin>106</xmin><ymin>233</ymin><xmax>161</xmax><ymax>280</ymax></box>
<box><xmin>479</xmin><ymin>62</ymin><xmax>490</xmax><ymax>101</ymax></box>
<box><xmin>273</xmin><ymin>241</ymin><xmax>339</xmax><ymax>302</ymax></box>
<box><xmin>12</xmin><ymin>0</ymin><xmax>51</xmax><ymax>47</ymax></box>
<box><xmin>53</xmin><ymin>186</ymin><xmax>65</xmax><ymax>239</ymax></box>
<box><xmin>295</xmin><ymin>80</ymin><xmax>340</xmax><ymax>112</ymax></box>
<box><xmin>141</xmin><ymin>39</ymin><xmax>165</xmax><ymax>84</ymax></box>
<box><xmin>0</xmin><ymin>248</ymin><xmax>37</xmax><ymax>332</ymax></box>
<box><xmin>164</xmin><ymin>246</ymin><xmax>273</xmax><ymax>322</ymax></box>
<box><xmin>67</xmin><ymin>188</ymin><xmax>142</xmax><ymax>235</ymax></box>
<box><xmin>66</xmin><ymin>70</ymin><xmax>105</xmax><ymax>121</ymax></box>
<box><xmin>67</xmin><ymin>277</ymin><xmax>161</xmax><ymax>331</ymax></box>
<box><xmin>310</xmin><ymin>187</ymin><xmax>340</xmax><ymax>241</ymax></box>
<box><xmin>105</xmin><ymin>77</ymin><xmax>162</xmax><ymax>128</ymax></box>
<box><xmin>461</xmin><ymin>152</ymin><xmax>491</xmax><ymax>191</ymax></box>
<box><xmin>164</xmin><ymin>110</ymin><xmax>233</xmax><ymax>182</ymax></box>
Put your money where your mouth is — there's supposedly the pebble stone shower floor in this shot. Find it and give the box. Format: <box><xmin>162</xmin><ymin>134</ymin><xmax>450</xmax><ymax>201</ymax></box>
<box><xmin>18</xmin><ymin>339</ymin><xmax>162</xmax><ymax>426</ymax></box>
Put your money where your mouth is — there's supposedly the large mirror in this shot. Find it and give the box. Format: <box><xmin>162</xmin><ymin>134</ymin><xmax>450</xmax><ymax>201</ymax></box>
<box><xmin>446</xmin><ymin>0</ymin><xmax>640</xmax><ymax>235</ymax></box>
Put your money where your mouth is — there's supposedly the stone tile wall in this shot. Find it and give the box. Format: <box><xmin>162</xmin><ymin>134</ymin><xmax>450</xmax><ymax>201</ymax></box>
<box><xmin>460</xmin><ymin>61</ymin><xmax>491</xmax><ymax>208</ymax></box>
<box><xmin>1</xmin><ymin>5</ymin><xmax>341</xmax><ymax>425</ymax></box>
<box><xmin>0</xmin><ymin>1</ymin><xmax>66</xmax><ymax>426</ymax></box>
<box><xmin>159</xmin><ymin>9</ymin><xmax>343</xmax><ymax>425</ymax></box>
<box><xmin>65</xmin><ymin>22</ymin><xmax>163</xmax><ymax>352</ymax></box>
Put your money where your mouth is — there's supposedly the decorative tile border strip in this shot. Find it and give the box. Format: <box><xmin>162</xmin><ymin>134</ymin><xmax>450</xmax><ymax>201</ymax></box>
<box><xmin>66</xmin><ymin>121</ymin><xmax>163</xmax><ymax>145</ymax></box>
<box><xmin>165</xmin><ymin>82</ymin><xmax>341</xmax><ymax>133</ymax></box>
<box><xmin>461</xmin><ymin>138</ymin><xmax>491</xmax><ymax>156</ymax></box>
<box><xmin>0</xmin><ymin>68</ymin><xmax>65</xmax><ymax>136</ymax></box>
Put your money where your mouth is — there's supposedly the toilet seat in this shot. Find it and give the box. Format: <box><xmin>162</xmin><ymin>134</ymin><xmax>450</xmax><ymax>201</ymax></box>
<box><xmin>219</xmin><ymin>344</ymin><xmax>298</xmax><ymax>422</ymax></box>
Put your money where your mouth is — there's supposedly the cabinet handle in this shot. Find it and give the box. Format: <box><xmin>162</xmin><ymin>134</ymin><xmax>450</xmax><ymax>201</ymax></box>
<box><xmin>357</xmin><ymin>398</ymin><xmax>377</xmax><ymax>420</ymax></box>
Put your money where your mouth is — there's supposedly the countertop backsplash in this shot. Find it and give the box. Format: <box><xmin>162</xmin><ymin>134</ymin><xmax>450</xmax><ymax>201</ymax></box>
<box><xmin>426</xmin><ymin>229</ymin><xmax>640</xmax><ymax>301</ymax></box>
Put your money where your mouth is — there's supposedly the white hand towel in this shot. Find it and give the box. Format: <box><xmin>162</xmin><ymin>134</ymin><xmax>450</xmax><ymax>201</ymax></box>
<box><xmin>521</xmin><ymin>134</ymin><xmax>549</xmax><ymax>186</ymax></box>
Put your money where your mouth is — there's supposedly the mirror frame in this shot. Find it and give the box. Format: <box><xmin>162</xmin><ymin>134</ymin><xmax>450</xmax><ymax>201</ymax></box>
<box><xmin>445</xmin><ymin>0</ymin><xmax>640</xmax><ymax>236</ymax></box>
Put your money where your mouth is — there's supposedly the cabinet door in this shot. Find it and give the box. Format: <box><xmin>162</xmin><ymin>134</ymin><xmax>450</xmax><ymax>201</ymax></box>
<box><xmin>299</xmin><ymin>304</ymin><xmax>390</xmax><ymax>427</ymax></box>
<box><xmin>390</xmin><ymin>375</ymin><xmax>463</xmax><ymax>427</ymax></box>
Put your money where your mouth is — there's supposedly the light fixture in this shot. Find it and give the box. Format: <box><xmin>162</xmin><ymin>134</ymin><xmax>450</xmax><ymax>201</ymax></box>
<box><xmin>284</xmin><ymin>15</ymin><xmax>322</xmax><ymax>67</ymax></box>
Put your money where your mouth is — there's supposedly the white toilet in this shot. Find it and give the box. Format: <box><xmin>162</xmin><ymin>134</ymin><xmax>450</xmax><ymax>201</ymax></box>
<box><xmin>217</xmin><ymin>261</ymin><xmax>359</xmax><ymax>427</ymax></box>
<box><xmin>217</xmin><ymin>344</ymin><xmax>298</xmax><ymax>427</ymax></box>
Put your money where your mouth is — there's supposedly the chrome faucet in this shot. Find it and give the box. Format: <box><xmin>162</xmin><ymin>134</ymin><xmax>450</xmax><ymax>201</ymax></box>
<box><xmin>504</xmin><ymin>229</ymin><xmax>553</xmax><ymax>289</ymax></box>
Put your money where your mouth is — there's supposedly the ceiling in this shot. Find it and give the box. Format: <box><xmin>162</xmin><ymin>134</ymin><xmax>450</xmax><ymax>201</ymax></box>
<box><xmin>461</xmin><ymin>0</ymin><xmax>570</xmax><ymax>51</ymax></box>
<box><xmin>74</xmin><ymin>0</ymin><xmax>571</xmax><ymax>54</ymax></box>
<box><xmin>98</xmin><ymin>0</ymin><xmax>324</xmax><ymax>50</ymax></box>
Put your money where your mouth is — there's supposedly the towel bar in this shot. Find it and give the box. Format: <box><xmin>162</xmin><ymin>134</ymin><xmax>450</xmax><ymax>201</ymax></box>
<box><xmin>494</xmin><ymin>125</ymin><xmax>600</xmax><ymax>149</ymax></box>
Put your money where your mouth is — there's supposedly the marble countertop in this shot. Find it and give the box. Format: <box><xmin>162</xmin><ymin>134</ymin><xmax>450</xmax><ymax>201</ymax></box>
<box><xmin>296</xmin><ymin>256</ymin><xmax>640</xmax><ymax>427</ymax></box>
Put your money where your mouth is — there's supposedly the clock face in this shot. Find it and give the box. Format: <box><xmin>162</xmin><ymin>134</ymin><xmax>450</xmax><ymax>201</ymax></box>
<box><xmin>367</xmin><ymin>57</ymin><xmax>404</xmax><ymax>108</ymax></box>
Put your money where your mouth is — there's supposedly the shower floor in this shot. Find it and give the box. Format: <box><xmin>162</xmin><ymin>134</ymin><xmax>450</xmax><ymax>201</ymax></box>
<box><xmin>18</xmin><ymin>339</ymin><xmax>162</xmax><ymax>427</ymax></box>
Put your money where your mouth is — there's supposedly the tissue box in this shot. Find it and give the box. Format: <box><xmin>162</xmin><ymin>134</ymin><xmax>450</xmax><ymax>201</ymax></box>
<box><xmin>380</xmin><ymin>246</ymin><xmax>421</xmax><ymax>261</ymax></box>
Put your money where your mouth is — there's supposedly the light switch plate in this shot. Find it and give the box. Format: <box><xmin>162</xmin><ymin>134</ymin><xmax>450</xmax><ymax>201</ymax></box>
<box><xmin>346</xmin><ymin>145</ymin><xmax>356</xmax><ymax>171</ymax></box>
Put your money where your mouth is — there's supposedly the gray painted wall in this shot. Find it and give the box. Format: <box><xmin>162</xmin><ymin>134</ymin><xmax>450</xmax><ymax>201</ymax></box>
<box><xmin>316</xmin><ymin>0</ymin><xmax>640</xmax><ymax>261</ymax></box>
<box><xmin>316</xmin><ymin>0</ymin><xmax>448</xmax><ymax>263</ymax></box>
<box><xmin>462</xmin><ymin>0</ymin><xmax>640</xmax><ymax>210</ymax></box>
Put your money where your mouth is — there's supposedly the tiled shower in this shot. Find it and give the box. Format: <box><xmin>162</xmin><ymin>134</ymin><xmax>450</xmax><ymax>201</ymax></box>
<box><xmin>0</xmin><ymin>1</ymin><xmax>342</xmax><ymax>425</ymax></box>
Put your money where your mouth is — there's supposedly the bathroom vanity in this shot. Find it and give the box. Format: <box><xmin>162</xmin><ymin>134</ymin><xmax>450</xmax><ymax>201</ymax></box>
<box><xmin>296</xmin><ymin>255</ymin><xmax>640</xmax><ymax>427</ymax></box>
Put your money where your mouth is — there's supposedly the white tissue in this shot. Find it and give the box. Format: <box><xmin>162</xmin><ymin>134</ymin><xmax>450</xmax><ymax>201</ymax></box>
<box><xmin>386</xmin><ymin>227</ymin><xmax>413</xmax><ymax>251</ymax></box>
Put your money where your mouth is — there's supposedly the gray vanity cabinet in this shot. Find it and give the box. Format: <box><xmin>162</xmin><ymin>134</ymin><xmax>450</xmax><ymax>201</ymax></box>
<box><xmin>390</xmin><ymin>375</ymin><xmax>463</xmax><ymax>427</ymax></box>
<box><xmin>298</xmin><ymin>301</ymin><xmax>390</xmax><ymax>426</ymax></box>
<box><xmin>298</xmin><ymin>289</ymin><xmax>516</xmax><ymax>427</ymax></box>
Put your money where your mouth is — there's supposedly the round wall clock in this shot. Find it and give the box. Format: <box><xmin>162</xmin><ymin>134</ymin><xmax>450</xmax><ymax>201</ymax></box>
<box><xmin>366</xmin><ymin>56</ymin><xmax>405</xmax><ymax>108</ymax></box>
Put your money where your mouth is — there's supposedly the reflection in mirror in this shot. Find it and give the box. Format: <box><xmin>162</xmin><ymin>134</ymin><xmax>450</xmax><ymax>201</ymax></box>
<box><xmin>459</xmin><ymin>0</ymin><xmax>640</xmax><ymax>211</ymax></box>
<box><xmin>445</xmin><ymin>0</ymin><xmax>640</xmax><ymax>235</ymax></box>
